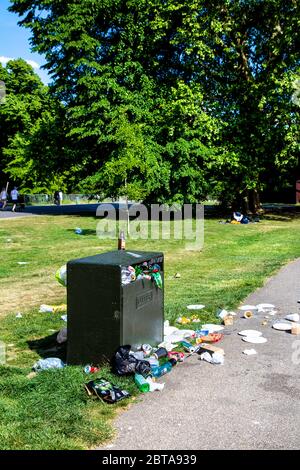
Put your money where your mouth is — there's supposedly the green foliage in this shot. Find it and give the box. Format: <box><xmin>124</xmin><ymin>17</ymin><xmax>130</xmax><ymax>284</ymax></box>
<box><xmin>4</xmin><ymin>0</ymin><xmax>300</xmax><ymax>203</ymax></box>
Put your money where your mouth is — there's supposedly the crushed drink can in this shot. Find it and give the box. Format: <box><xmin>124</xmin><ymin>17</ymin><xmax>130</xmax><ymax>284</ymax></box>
<box><xmin>168</xmin><ymin>351</ymin><xmax>185</xmax><ymax>362</ymax></box>
<box><xmin>84</xmin><ymin>365</ymin><xmax>100</xmax><ymax>374</ymax></box>
<box><xmin>142</xmin><ymin>344</ymin><xmax>152</xmax><ymax>355</ymax></box>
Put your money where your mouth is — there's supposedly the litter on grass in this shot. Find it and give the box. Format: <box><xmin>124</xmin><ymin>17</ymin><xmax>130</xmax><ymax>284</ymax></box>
<box><xmin>186</xmin><ymin>304</ymin><xmax>205</xmax><ymax>310</ymax></box>
<box><xmin>39</xmin><ymin>304</ymin><xmax>67</xmax><ymax>313</ymax></box>
<box><xmin>33</xmin><ymin>357</ymin><xmax>65</xmax><ymax>371</ymax></box>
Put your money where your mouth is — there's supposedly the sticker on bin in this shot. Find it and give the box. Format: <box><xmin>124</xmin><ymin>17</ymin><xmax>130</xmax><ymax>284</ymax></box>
<box><xmin>136</xmin><ymin>291</ymin><xmax>153</xmax><ymax>309</ymax></box>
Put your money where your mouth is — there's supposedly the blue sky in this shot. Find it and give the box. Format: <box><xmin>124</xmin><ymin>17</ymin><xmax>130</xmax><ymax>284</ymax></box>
<box><xmin>0</xmin><ymin>0</ymin><xmax>50</xmax><ymax>84</ymax></box>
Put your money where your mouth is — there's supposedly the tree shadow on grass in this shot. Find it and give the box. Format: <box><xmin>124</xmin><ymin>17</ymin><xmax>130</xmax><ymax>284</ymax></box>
<box><xmin>27</xmin><ymin>332</ymin><xmax>67</xmax><ymax>362</ymax></box>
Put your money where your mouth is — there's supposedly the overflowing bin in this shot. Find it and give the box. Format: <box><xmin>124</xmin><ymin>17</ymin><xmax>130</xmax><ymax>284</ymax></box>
<box><xmin>67</xmin><ymin>250</ymin><xmax>164</xmax><ymax>365</ymax></box>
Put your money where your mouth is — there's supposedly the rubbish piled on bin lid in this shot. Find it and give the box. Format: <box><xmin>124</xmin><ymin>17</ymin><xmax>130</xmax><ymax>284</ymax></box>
<box><xmin>121</xmin><ymin>259</ymin><xmax>163</xmax><ymax>288</ymax></box>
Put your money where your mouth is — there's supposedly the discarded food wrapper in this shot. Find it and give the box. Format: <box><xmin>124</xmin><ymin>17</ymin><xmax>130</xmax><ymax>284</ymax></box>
<box><xmin>285</xmin><ymin>313</ymin><xmax>300</xmax><ymax>322</ymax></box>
<box><xmin>33</xmin><ymin>357</ymin><xmax>65</xmax><ymax>372</ymax></box>
<box><xmin>196</xmin><ymin>333</ymin><xmax>223</xmax><ymax>344</ymax></box>
<box><xmin>200</xmin><ymin>351</ymin><xmax>224</xmax><ymax>365</ymax></box>
<box><xmin>39</xmin><ymin>304</ymin><xmax>53</xmax><ymax>313</ymax></box>
<box><xmin>57</xmin><ymin>327</ymin><xmax>67</xmax><ymax>344</ymax></box>
<box><xmin>243</xmin><ymin>349</ymin><xmax>257</xmax><ymax>356</ymax></box>
<box><xmin>85</xmin><ymin>378</ymin><xmax>130</xmax><ymax>403</ymax></box>
<box><xmin>75</xmin><ymin>227</ymin><xmax>83</xmax><ymax>235</ymax></box>
<box><xmin>15</xmin><ymin>312</ymin><xmax>23</xmax><ymax>319</ymax></box>
<box><xmin>174</xmin><ymin>273</ymin><xmax>181</xmax><ymax>278</ymax></box>
<box><xmin>164</xmin><ymin>329</ymin><xmax>195</xmax><ymax>344</ymax></box>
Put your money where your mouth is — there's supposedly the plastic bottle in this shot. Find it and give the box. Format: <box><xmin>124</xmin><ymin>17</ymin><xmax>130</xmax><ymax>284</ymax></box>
<box><xmin>151</xmin><ymin>361</ymin><xmax>172</xmax><ymax>378</ymax></box>
<box><xmin>134</xmin><ymin>373</ymin><xmax>150</xmax><ymax>393</ymax></box>
<box><xmin>118</xmin><ymin>230</ymin><xmax>126</xmax><ymax>250</ymax></box>
<box><xmin>181</xmin><ymin>341</ymin><xmax>195</xmax><ymax>353</ymax></box>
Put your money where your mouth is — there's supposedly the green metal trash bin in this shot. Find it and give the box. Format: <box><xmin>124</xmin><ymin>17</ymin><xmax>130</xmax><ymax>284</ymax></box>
<box><xmin>67</xmin><ymin>250</ymin><xmax>164</xmax><ymax>365</ymax></box>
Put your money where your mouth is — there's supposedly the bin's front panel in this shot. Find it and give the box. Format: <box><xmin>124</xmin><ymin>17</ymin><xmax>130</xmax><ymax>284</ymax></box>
<box><xmin>121</xmin><ymin>276</ymin><xmax>164</xmax><ymax>348</ymax></box>
<box><xmin>67</xmin><ymin>262</ymin><xmax>121</xmax><ymax>364</ymax></box>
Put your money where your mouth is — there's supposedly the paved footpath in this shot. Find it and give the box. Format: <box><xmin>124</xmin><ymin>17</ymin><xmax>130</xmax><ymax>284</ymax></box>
<box><xmin>99</xmin><ymin>259</ymin><xmax>300</xmax><ymax>450</ymax></box>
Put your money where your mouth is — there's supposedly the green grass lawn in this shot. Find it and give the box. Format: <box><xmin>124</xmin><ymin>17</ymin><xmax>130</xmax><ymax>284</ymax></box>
<box><xmin>0</xmin><ymin>214</ymin><xmax>300</xmax><ymax>449</ymax></box>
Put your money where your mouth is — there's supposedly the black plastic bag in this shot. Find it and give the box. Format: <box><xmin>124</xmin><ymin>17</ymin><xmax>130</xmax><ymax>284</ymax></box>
<box><xmin>112</xmin><ymin>345</ymin><xmax>151</xmax><ymax>377</ymax></box>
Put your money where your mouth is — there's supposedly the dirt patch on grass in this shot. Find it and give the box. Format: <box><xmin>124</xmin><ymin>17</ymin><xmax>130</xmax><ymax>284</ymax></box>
<box><xmin>0</xmin><ymin>280</ymin><xmax>65</xmax><ymax>317</ymax></box>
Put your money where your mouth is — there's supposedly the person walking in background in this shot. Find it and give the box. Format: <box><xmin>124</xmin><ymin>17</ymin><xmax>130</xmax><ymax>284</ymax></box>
<box><xmin>58</xmin><ymin>190</ymin><xmax>63</xmax><ymax>206</ymax></box>
<box><xmin>11</xmin><ymin>187</ymin><xmax>19</xmax><ymax>212</ymax></box>
<box><xmin>54</xmin><ymin>191</ymin><xmax>59</xmax><ymax>205</ymax></box>
<box><xmin>0</xmin><ymin>187</ymin><xmax>8</xmax><ymax>210</ymax></box>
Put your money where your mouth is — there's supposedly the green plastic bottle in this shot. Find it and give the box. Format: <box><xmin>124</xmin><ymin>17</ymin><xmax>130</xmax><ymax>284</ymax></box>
<box><xmin>134</xmin><ymin>373</ymin><xmax>150</xmax><ymax>393</ymax></box>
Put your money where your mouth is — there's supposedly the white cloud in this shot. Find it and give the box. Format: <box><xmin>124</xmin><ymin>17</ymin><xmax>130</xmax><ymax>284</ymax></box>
<box><xmin>0</xmin><ymin>56</ymin><xmax>40</xmax><ymax>69</ymax></box>
<box><xmin>25</xmin><ymin>59</ymin><xmax>40</xmax><ymax>70</ymax></box>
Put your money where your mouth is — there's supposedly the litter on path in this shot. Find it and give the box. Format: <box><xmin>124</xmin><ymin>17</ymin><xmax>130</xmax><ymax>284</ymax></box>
<box><xmin>243</xmin><ymin>349</ymin><xmax>257</xmax><ymax>355</ymax></box>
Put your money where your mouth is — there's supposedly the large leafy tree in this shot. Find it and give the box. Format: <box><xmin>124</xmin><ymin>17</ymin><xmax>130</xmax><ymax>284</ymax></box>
<box><xmin>0</xmin><ymin>58</ymin><xmax>81</xmax><ymax>193</ymax></box>
<box><xmin>9</xmin><ymin>0</ymin><xmax>222</xmax><ymax>203</ymax></box>
<box><xmin>191</xmin><ymin>0</ymin><xmax>300</xmax><ymax>209</ymax></box>
<box><xmin>8</xmin><ymin>0</ymin><xmax>300</xmax><ymax>206</ymax></box>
